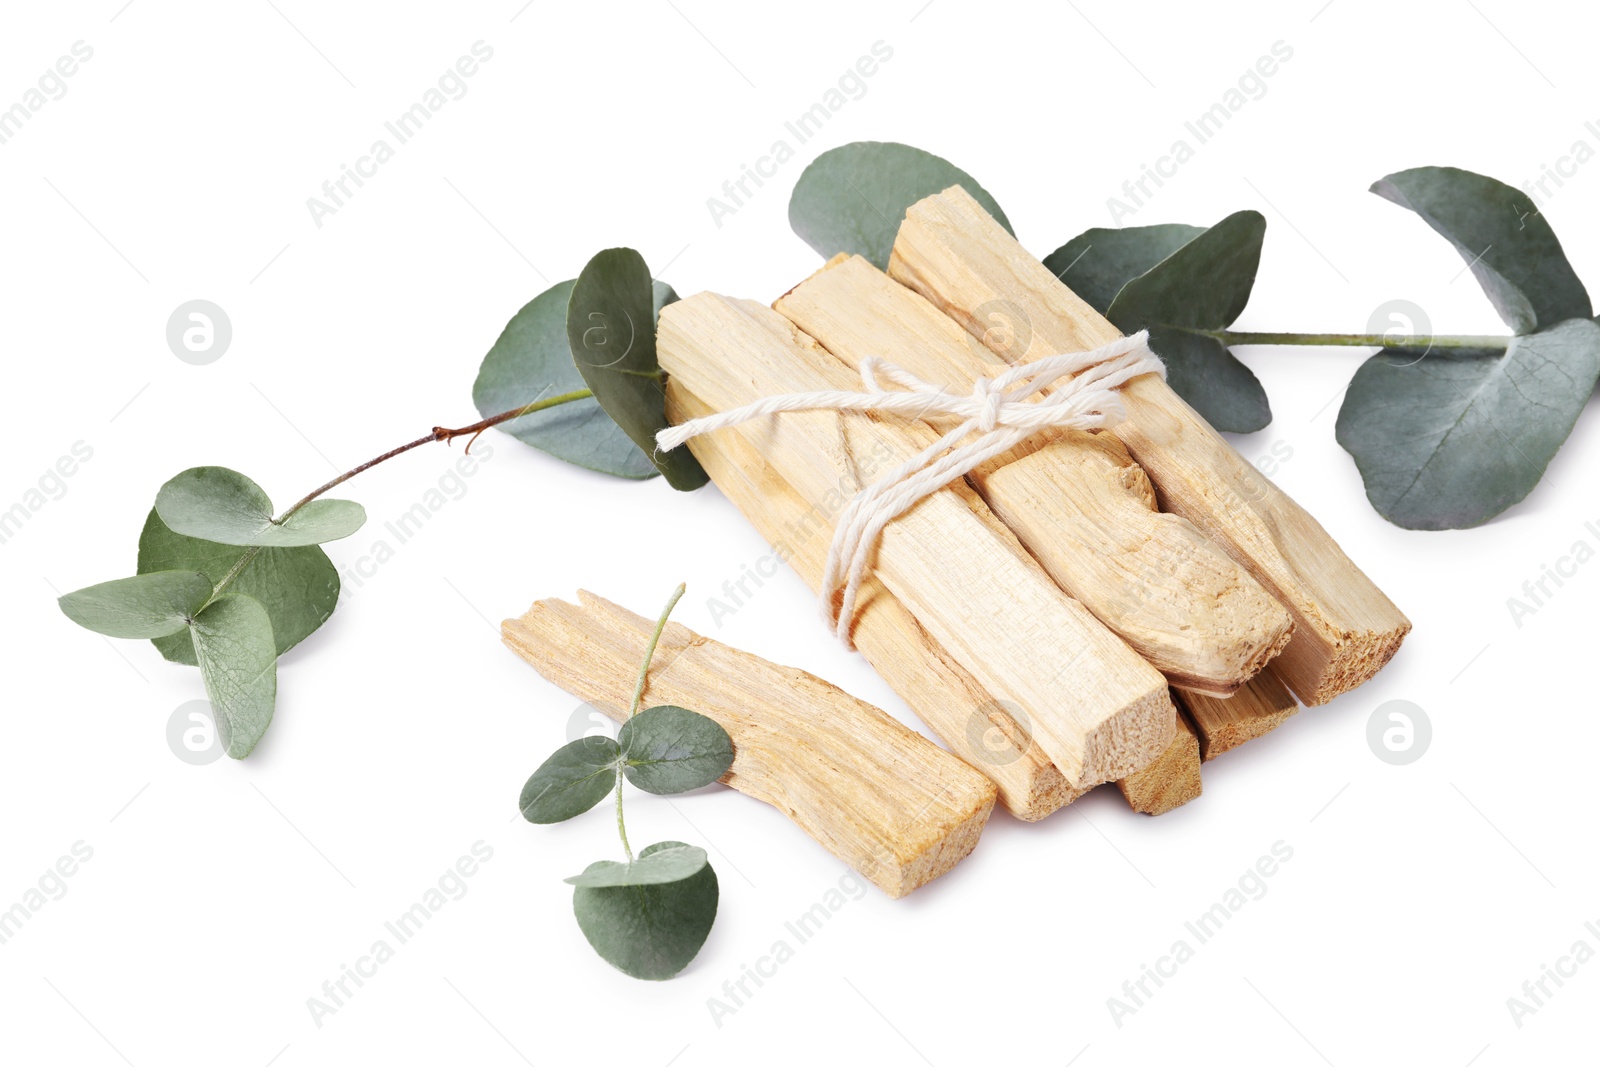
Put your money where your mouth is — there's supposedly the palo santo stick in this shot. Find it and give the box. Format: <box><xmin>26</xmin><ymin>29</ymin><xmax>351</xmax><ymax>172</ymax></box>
<box><xmin>657</xmin><ymin>293</ymin><xmax>1175</xmax><ymax>787</ymax></box>
<box><xmin>1118</xmin><ymin>708</ymin><xmax>1202</xmax><ymax>816</ymax></box>
<box><xmin>888</xmin><ymin>187</ymin><xmax>1412</xmax><ymax>705</ymax></box>
<box><xmin>1177</xmin><ymin>671</ymin><xmax>1299</xmax><ymax>761</ymax></box>
<box><xmin>676</xmin><ymin>385</ymin><xmax>1199</xmax><ymax>818</ymax></box>
<box><xmin>503</xmin><ymin>591</ymin><xmax>997</xmax><ymax>898</ymax></box>
<box><xmin>669</xmin><ymin>384</ymin><xmax>1083</xmax><ymax>820</ymax></box>
<box><xmin>668</xmin><ymin>293</ymin><xmax>1217</xmax><ymax>818</ymax></box>
<box><xmin>774</xmin><ymin>254</ymin><xmax>1293</xmax><ymax>696</ymax></box>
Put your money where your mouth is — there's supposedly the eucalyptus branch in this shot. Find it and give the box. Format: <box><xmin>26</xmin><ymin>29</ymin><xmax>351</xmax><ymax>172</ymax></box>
<box><xmin>1211</xmin><ymin>330</ymin><xmax>1513</xmax><ymax>351</ymax></box>
<box><xmin>628</xmin><ymin>583</ymin><xmax>687</xmax><ymax>720</ymax></box>
<box><xmin>279</xmin><ymin>389</ymin><xmax>594</xmax><ymax>522</ymax></box>
<box><xmin>613</xmin><ymin>772</ymin><xmax>634</xmax><ymax>864</ymax></box>
<box><xmin>517</xmin><ymin>582</ymin><xmax>728</xmax><ymax>980</ymax></box>
<box><xmin>614</xmin><ymin>581</ymin><xmax>688</xmax><ymax>864</ymax></box>
<box><xmin>207</xmin><ymin>545</ymin><xmax>264</xmax><ymax>603</ymax></box>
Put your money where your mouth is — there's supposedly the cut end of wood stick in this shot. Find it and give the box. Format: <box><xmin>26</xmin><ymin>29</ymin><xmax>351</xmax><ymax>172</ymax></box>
<box><xmin>1117</xmin><ymin>708</ymin><xmax>1202</xmax><ymax>816</ymax></box>
<box><xmin>502</xmin><ymin>590</ymin><xmax>997</xmax><ymax>898</ymax></box>
<box><xmin>961</xmin><ymin>700</ymin><xmax>1090</xmax><ymax>821</ymax></box>
<box><xmin>1080</xmin><ymin>685</ymin><xmax>1179</xmax><ymax>786</ymax></box>
<box><xmin>888</xmin><ymin>184</ymin><xmax>1412</xmax><ymax>707</ymax></box>
<box><xmin>1178</xmin><ymin>668</ymin><xmax>1300</xmax><ymax>761</ymax></box>
<box><xmin>1270</xmin><ymin>619</ymin><xmax>1411</xmax><ymax>707</ymax></box>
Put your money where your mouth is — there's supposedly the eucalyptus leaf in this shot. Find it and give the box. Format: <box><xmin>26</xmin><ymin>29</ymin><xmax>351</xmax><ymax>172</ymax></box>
<box><xmin>568</xmin><ymin>249</ymin><xmax>708</xmax><ymax>491</ymax></box>
<box><xmin>1336</xmin><ymin>318</ymin><xmax>1600</xmax><ymax>529</ymax></box>
<box><xmin>138</xmin><ymin>508</ymin><xmax>340</xmax><ymax>665</ymax></box>
<box><xmin>156</xmin><ymin>467</ymin><xmax>365</xmax><ymax>547</ymax></box>
<box><xmin>1098</xmin><ymin>211</ymin><xmax>1272</xmax><ymax>432</ymax></box>
<box><xmin>1140</xmin><ymin>328</ymin><xmax>1271</xmax><ymax>434</ymax></box>
<box><xmin>189</xmin><ymin>593</ymin><xmax>277</xmax><ymax>758</ymax></box>
<box><xmin>1043</xmin><ymin>224</ymin><xmax>1205</xmax><ymax>316</ymax></box>
<box><xmin>618</xmin><ymin>705</ymin><xmax>734</xmax><ymax>795</ymax></box>
<box><xmin>788</xmin><ymin>141</ymin><xmax>1012</xmax><ymax>270</ymax></box>
<box><xmin>1372</xmin><ymin>166</ymin><xmax>1591</xmax><ymax>334</ymax></box>
<box><xmin>473</xmin><ymin>278</ymin><xmax>680</xmax><ymax>479</ymax></box>
<box><xmin>651</xmin><ymin>282</ymin><xmax>678</xmax><ymax>324</ymax></box>
<box><xmin>519</xmin><ymin>736</ymin><xmax>622</xmax><ymax>824</ymax></box>
<box><xmin>564</xmin><ymin>843</ymin><xmax>708</xmax><ymax>888</ymax></box>
<box><xmin>57</xmin><ymin>571</ymin><xmax>213</xmax><ymax>639</ymax></box>
<box><xmin>571</xmin><ymin>841</ymin><xmax>718</xmax><ymax>980</ymax></box>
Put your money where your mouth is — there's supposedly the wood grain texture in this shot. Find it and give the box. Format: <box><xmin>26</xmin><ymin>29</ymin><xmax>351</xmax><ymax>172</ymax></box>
<box><xmin>669</xmin><ymin>384</ymin><xmax>1084</xmax><ymax>820</ymax></box>
<box><xmin>1177</xmin><ymin>670</ymin><xmax>1299</xmax><ymax>761</ymax></box>
<box><xmin>774</xmin><ymin>254</ymin><xmax>1293</xmax><ymax>696</ymax></box>
<box><xmin>887</xmin><ymin>186</ymin><xmax>1411</xmax><ymax>705</ymax></box>
<box><xmin>1117</xmin><ymin>708</ymin><xmax>1202</xmax><ymax>815</ymax></box>
<box><xmin>503</xmin><ymin>591</ymin><xmax>997</xmax><ymax>898</ymax></box>
<box><xmin>657</xmin><ymin>292</ymin><xmax>1175</xmax><ymax>787</ymax></box>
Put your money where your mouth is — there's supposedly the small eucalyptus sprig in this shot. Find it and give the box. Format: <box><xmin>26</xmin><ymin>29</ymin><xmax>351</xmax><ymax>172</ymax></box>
<box><xmin>56</xmin><ymin>393</ymin><xmax>592</xmax><ymax>757</ymax></box>
<box><xmin>58</xmin><ymin>247</ymin><xmax>703</xmax><ymax>758</ymax></box>
<box><xmin>518</xmin><ymin>584</ymin><xmax>734</xmax><ymax>980</ymax></box>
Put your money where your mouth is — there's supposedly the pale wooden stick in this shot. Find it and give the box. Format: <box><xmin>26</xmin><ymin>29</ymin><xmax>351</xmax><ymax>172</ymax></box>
<box><xmin>657</xmin><ymin>293</ymin><xmax>1176</xmax><ymax>787</ymax></box>
<box><xmin>677</xmin><ymin>383</ymin><xmax>1200</xmax><ymax>818</ymax></box>
<box><xmin>774</xmin><ymin>254</ymin><xmax>1293</xmax><ymax>696</ymax></box>
<box><xmin>503</xmin><ymin>591</ymin><xmax>998</xmax><ymax>898</ymax></box>
<box><xmin>669</xmin><ymin>384</ymin><xmax>1084</xmax><ymax>820</ymax></box>
<box><xmin>888</xmin><ymin>186</ymin><xmax>1412</xmax><ymax>705</ymax></box>
<box><xmin>1177</xmin><ymin>672</ymin><xmax>1299</xmax><ymax>761</ymax></box>
<box><xmin>1117</xmin><ymin>707</ymin><xmax>1202</xmax><ymax>815</ymax></box>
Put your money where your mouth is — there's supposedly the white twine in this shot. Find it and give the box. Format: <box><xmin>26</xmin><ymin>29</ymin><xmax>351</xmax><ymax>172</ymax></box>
<box><xmin>656</xmin><ymin>330</ymin><xmax>1164</xmax><ymax>647</ymax></box>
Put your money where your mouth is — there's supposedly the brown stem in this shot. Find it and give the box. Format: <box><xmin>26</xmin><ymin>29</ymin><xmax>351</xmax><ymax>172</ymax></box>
<box><xmin>277</xmin><ymin>389</ymin><xmax>594</xmax><ymax>522</ymax></box>
<box><xmin>206</xmin><ymin>389</ymin><xmax>592</xmax><ymax>602</ymax></box>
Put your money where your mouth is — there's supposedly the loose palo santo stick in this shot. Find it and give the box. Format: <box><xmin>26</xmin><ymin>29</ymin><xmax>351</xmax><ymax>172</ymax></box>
<box><xmin>503</xmin><ymin>591</ymin><xmax>998</xmax><ymax>898</ymax></box>
<box><xmin>657</xmin><ymin>293</ymin><xmax>1176</xmax><ymax>788</ymax></box>
<box><xmin>668</xmin><ymin>383</ymin><xmax>1085</xmax><ymax>821</ymax></box>
<box><xmin>1118</xmin><ymin>709</ymin><xmax>1202</xmax><ymax>816</ymax></box>
<box><xmin>774</xmin><ymin>254</ymin><xmax>1293</xmax><ymax>696</ymax></box>
<box><xmin>888</xmin><ymin>187</ymin><xmax>1411</xmax><ymax>705</ymax></box>
<box><xmin>1177</xmin><ymin>672</ymin><xmax>1299</xmax><ymax>761</ymax></box>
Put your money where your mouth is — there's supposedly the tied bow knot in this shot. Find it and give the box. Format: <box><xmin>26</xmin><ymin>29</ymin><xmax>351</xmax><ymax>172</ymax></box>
<box><xmin>860</xmin><ymin>357</ymin><xmax>1008</xmax><ymax>432</ymax></box>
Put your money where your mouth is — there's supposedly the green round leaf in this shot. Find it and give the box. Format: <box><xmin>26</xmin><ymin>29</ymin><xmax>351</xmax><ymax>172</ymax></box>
<box><xmin>1043</xmin><ymin>224</ymin><xmax>1204</xmax><ymax>316</ymax></box>
<box><xmin>564</xmin><ymin>843</ymin><xmax>708</xmax><ymax>888</ymax></box>
<box><xmin>618</xmin><ymin>705</ymin><xmax>734</xmax><ymax>795</ymax></box>
<box><xmin>155</xmin><ymin>467</ymin><xmax>365</xmax><ymax>547</ymax></box>
<box><xmin>138</xmin><ymin>508</ymin><xmax>340</xmax><ymax>666</ymax></box>
<box><xmin>789</xmin><ymin>141</ymin><xmax>1012</xmax><ymax>270</ymax></box>
<box><xmin>473</xmin><ymin>279</ymin><xmax>660</xmax><ymax>479</ymax></box>
<box><xmin>650</xmin><ymin>283</ymin><xmax>679</xmax><ymax>325</ymax></box>
<box><xmin>519</xmin><ymin>736</ymin><xmax>622</xmax><ymax>823</ymax></box>
<box><xmin>568</xmin><ymin>249</ymin><xmax>707</xmax><ymax>491</ymax></box>
<box><xmin>572</xmin><ymin>841</ymin><xmax>718</xmax><ymax>980</ymax></box>
<box><xmin>1144</xmin><ymin>326</ymin><xmax>1270</xmax><ymax>436</ymax></box>
<box><xmin>1101</xmin><ymin>211</ymin><xmax>1272</xmax><ymax>433</ymax></box>
<box><xmin>1372</xmin><ymin>166</ymin><xmax>1591</xmax><ymax>334</ymax></box>
<box><xmin>1336</xmin><ymin>318</ymin><xmax>1600</xmax><ymax>529</ymax></box>
<box><xmin>58</xmin><ymin>570</ymin><xmax>212</xmax><ymax>639</ymax></box>
<box><xmin>189</xmin><ymin>593</ymin><xmax>277</xmax><ymax>759</ymax></box>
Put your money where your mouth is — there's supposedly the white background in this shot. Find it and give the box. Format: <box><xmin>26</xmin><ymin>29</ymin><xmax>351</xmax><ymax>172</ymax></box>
<box><xmin>2</xmin><ymin>1</ymin><xmax>1597</xmax><ymax>1063</ymax></box>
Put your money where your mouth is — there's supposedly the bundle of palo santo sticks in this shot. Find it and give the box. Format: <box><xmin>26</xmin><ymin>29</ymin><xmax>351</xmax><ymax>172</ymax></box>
<box><xmin>504</xmin><ymin>188</ymin><xmax>1409</xmax><ymax>897</ymax></box>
